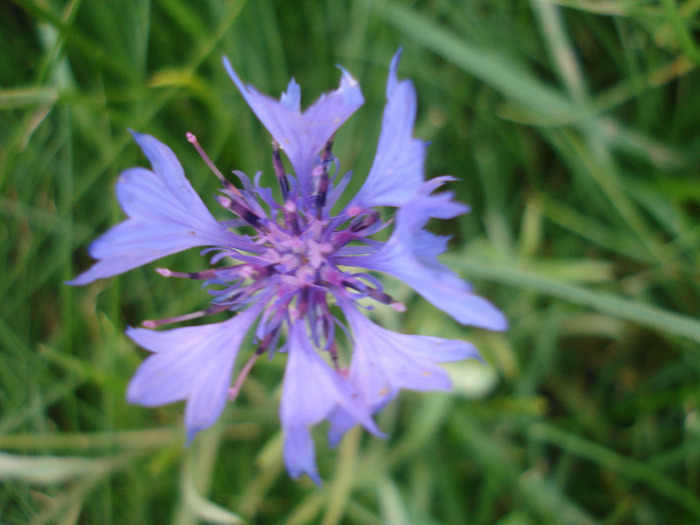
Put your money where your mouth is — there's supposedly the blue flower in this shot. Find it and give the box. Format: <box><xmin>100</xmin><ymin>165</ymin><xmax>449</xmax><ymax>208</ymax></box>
<box><xmin>70</xmin><ymin>49</ymin><xmax>507</xmax><ymax>484</ymax></box>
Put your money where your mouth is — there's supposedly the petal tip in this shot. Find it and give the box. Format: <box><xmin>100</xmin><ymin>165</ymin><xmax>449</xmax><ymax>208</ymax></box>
<box><xmin>473</xmin><ymin>309</ymin><xmax>509</xmax><ymax>332</ymax></box>
<box><xmin>185</xmin><ymin>426</ymin><xmax>203</xmax><ymax>446</ymax></box>
<box><xmin>128</xmin><ymin>128</ymin><xmax>147</xmax><ymax>144</ymax></box>
<box><xmin>391</xmin><ymin>47</ymin><xmax>403</xmax><ymax>69</ymax></box>
<box><xmin>336</xmin><ymin>65</ymin><xmax>359</xmax><ymax>88</ymax></box>
<box><xmin>125</xmin><ymin>381</ymin><xmax>144</xmax><ymax>406</ymax></box>
<box><xmin>64</xmin><ymin>266</ymin><xmax>101</xmax><ymax>287</ymax></box>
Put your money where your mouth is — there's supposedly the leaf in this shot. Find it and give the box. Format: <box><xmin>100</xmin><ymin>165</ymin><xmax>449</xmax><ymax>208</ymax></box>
<box><xmin>448</xmin><ymin>257</ymin><xmax>700</xmax><ymax>345</ymax></box>
<box><xmin>365</xmin><ymin>0</ymin><xmax>589</xmax><ymax>123</ymax></box>
<box><xmin>529</xmin><ymin>423</ymin><xmax>700</xmax><ymax>517</ymax></box>
<box><xmin>0</xmin><ymin>452</ymin><xmax>109</xmax><ymax>484</ymax></box>
<box><xmin>0</xmin><ymin>87</ymin><xmax>58</xmax><ymax>109</ymax></box>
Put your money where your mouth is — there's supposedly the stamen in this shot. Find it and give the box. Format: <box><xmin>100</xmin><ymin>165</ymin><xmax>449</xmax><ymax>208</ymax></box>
<box><xmin>272</xmin><ymin>140</ymin><xmax>302</xmax><ymax>233</ymax></box>
<box><xmin>322</xmin><ymin>136</ymin><xmax>334</xmax><ymax>163</ymax></box>
<box><xmin>227</xmin><ymin>333</ymin><xmax>273</xmax><ymax>402</ymax></box>
<box><xmin>390</xmin><ymin>301</ymin><xmax>406</xmax><ymax>312</ymax></box>
<box><xmin>272</xmin><ymin>140</ymin><xmax>290</xmax><ymax>201</ymax></box>
<box><xmin>296</xmin><ymin>287</ymin><xmax>310</xmax><ymax>317</ymax></box>
<box><xmin>367</xmin><ymin>288</ymin><xmax>394</xmax><ymax>305</ymax></box>
<box><xmin>142</xmin><ymin>303</ymin><xmax>230</xmax><ymax>328</ymax></box>
<box><xmin>328</xmin><ymin>340</ymin><xmax>341</xmax><ymax>372</ymax></box>
<box><xmin>312</xmin><ymin>136</ymin><xmax>334</xmax><ymax>215</ymax></box>
<box><xmin>242</xmin><ymin>208</ymin><xmax>262</xmax><ymax>229</ymax></box>
<box><xmin>216</xmin><ymin>194</ymin><xmax>264</xmax><ymax>231</ymax></box>
<box><xmin>342</xmin><ymin>278</ymin><xmax>403</xmax><ymax>310</ymax></box>
<box><xmin>187</xmin><ymin>134</ymin><xmax>265</xmax><ymax>229</ymax></box>
<box><xmin>156</xmin><ymin>267</ymin><xmax>224</xmax><ymax>280</ymax></box>
<box><xmin>282</xmin><ymin>197</ymin><xmax>301</xmax><ymax>235</ymax></box>
<box><xmin>350</xmin><ymin>210</ymin><xmax>380</xmax><ymax>233</ymax></box>
<box><xmin>186</xmin><ymin>132</ymin><xmax>242</xmax><ymax>197</ymax></box>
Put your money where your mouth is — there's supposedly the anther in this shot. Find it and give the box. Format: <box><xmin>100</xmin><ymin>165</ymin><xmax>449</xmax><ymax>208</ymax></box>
<box><xmin>227</xmin><ymin>332</ymin><xmax>274</xmax><ymax>402</ymax></box>
<box><xmin>156</xmin><ymin>267</ymin><xmax>217</xmax><ymax>280</ymax></box>
<box><xmin>312</xmin><ymin>136</ymin><xmax>334</xmax><ymax>216</ymax></box>
<box><xmin>328</xmin><ymin>341</ymin><xmax>341</xmax><ymax>372</ymax></box>
<box><xmin>350</xmin><ymin>210</ymin><xmax>380</xmax><ymax>232</ymax></box>
<box><xmin>390</xmin><ymin>301</ymin><xmax>406</xmax><ymax>312</ymax></box>
<box><xmin>342</xmin><ymin>278</ymin><xmax>403</xmax><ymax>310</ymax></box>
<box><xmin>215</xmin><ymin>195</ymin><xmax>265</xmax><ymax>231</ymax></box>
<box><xmin>186</xmin><ymin>134</ymin><xmax>265</xmax><ymax>235</ymax></box>
<box><xmin>157</xmin><ymin>267</ymin><xmax>240</xmax><ymax>280</ymax></box>
<box><xmin>272</xmin><ymin>140</ymin><xmax>290</xmax><ymax>201</ymax></box>
<box><xmin>142</xmin><ymin>303</ymin><xmax>231</xmax><ymax>328</ymax></box>
<box><xmin>274</xmin><ymin>141</ymin><xmax>300</xmax><ymax>233</ymax></box>
<box><xmin>186</xmin><ymin>132</ymin><xmax>242</xmax><ymax>197</ymax></box>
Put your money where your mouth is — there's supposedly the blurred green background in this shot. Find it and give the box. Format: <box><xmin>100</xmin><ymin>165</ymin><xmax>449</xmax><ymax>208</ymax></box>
<box><xmin>2</xmin><ymin>0</ymin><xmax>700</xmax><ymax>523</ymax></box>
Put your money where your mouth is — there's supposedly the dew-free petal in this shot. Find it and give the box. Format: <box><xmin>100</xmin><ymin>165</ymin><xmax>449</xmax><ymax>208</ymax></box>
<box><xmin>341</xmin><ymin>304</ymin><xmax>480</xmax><ymax>413</ymax></box>
<box><xmin>68</xmin><ymin>133</ymin><xmax>238</xmax><ymax>286</ymax></box>
<box><xmin>283</xmin><ymin>424</ymin><xmax>321</xmax><ymax>486</ymax></box>
<box><xmin>126</xmin><ymin>304</ymin><xmax>262</xmax><ymax>442</ymax></box>
<box><xmin>279</xmin><ymin>321</ymin><xmax>383</xmax><ymax>484</ymax></box>
<box><xmin>352</xmin><ymin>49</ymin><xmax>427</xmax><ymax>208</ymax></box>
<box><xmin>346</xmin><ymin>191</ymin><xmax>508</xmax><ymax>331</ymax></box>
<box><xmin>223</xmin><ymin>56</ymin><xmax>363</xmax><ymax>192</ymax></box>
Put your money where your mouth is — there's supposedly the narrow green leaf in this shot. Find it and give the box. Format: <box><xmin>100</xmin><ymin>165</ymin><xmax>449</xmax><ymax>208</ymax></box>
<box><xmin>0</xmin><ymin>87</ymin><xmax>58</xmax><ymax>109</ymax></box>
<box><xmin>449</xmin><ymin>257</ymin><xmax>700</xmax><ymax>344</ymax></box>
<box><xmin>658</xmin><ymin>0</ymin><xmax>700</xmax><ymax>63</ymax></box>
<box><xmin>365</xmin><ymin>0</ymin><xmax>588</xmax><ymax>122</ymax></box>
<box><xmin>184</xmin><ymin>480</ymin><xmax>245</xmax><ymax>525</ymax></box>
<box><xmin>518</xmin><ymin>470</ymin><xmax>599</xmax><ymax>525</ymax></box>
<box><xmin>0</xmin><ymin>452</ymin><xmax>109</xmax><ymax>484</ymax></box>
<box><xmin>529</xmin><ymin>423</ymin><xmax>700</xmax><ymax>517</ymax></box>
<box><xmin>378</xmin><ymin>478</ymin><xmax>413</xmax><ymax>525</ymax></box>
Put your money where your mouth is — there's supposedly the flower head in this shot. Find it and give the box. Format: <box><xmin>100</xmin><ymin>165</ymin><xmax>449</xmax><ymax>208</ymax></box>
<box><xmin>70</xmin><ymin>49</ymin><xmax>507</xmax><ymax>484</ymax></box>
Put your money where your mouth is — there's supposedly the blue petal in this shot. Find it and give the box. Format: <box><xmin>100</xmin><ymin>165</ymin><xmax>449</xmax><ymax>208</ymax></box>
<box><xmin>352</xmin><ymin>49</ymin><xmax>427</xmax><ymax>208</ymax></box>
<box><xmin>223</xmin><ymin>56</ymin><xmax>363</xmax><ymax>193</ymax></box>
<box><xmin>126</xmin><ymin>304</ymin><xmax>262</xmax><ymax>443</ymax></box>
<box><xmin>326</xmin><ymin>407</ymin><xmax>357</xmax><ymax>449</ymax></box>
<box><xmin>279</xmin><ymin>321</ymin><xmax>383</xmax><ymax>482</ymax></box>
<box><xmin>341</xmin><ymin>304</ymin><xmax>480</xmax><ymax>414</ymax></box>
<box><xmin>280</xmin><ymin>78</ymin><xmax>301</xmax><ymax>111</ymax></box>
<box><xmin>283</xmin><ymin>424</ymin><xmax>322</xmax><ymax>486</ymax></box>
<box><xmin>346</xmin><ymin>190</ymin><xmax>508</xmax><ymax>331</ymax></box>
<box><xmin>68</xmin><ymin>133</ymin><xmax>239</xmax><ymax>286</ymax></box>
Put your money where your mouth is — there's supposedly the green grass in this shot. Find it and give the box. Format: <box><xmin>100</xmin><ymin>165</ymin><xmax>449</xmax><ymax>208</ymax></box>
<box><xmin>2</xmin><ymin>0</ymin><xmax>700</xmax><ymax>523</ymax></box>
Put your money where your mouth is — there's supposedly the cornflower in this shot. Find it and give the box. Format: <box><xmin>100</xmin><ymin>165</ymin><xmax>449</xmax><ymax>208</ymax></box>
<box><xmin>69</xmin><ymin>50</ymin><xmax>507</xmax><ymax>484</ymax></box>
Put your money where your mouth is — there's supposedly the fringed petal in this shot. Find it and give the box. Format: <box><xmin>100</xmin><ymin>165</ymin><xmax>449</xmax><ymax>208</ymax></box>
<box><xmin>279</xmin><ymin>320</ymin><xmax>383</xmax><ymax>484</ymax></box>
<box><xmin>223</xmin><ymin>56</ymin><xmax>363</xmax><ymax>193</ymax></box>
<box><xmin>126</xmin><ymin>304</ymin><xmax>262</xmax><ymax>443</ymax></box>
<box><xmin>68</xmin><ymin>133</ymin><xmax>243</xmax><ymax>286</ymax></box>
<box><xmin>352</xmin><ymin>49</ymin><xmax>427</xmax><ymax>208</ymax></box>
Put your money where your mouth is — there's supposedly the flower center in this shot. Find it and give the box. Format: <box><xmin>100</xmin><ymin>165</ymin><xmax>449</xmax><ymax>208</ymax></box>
<box><xmin>145</xmin><ymin>137</ymin><xmax>405</xmax><ymax>335</ymax></box>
